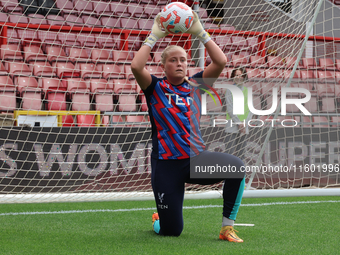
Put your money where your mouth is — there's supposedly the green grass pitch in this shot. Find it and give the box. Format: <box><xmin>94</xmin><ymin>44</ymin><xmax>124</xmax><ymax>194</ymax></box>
<box><xmin>0</xmin><ymin>196</ymin><xmax>339</xmax><ymax>254</ymax></box>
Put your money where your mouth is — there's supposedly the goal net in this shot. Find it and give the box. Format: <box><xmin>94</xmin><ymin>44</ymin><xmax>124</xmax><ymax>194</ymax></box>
<box><xmin>0</xmin><ymin>0</ymin><xmax>339</xmax><ymax>203</ymax></box>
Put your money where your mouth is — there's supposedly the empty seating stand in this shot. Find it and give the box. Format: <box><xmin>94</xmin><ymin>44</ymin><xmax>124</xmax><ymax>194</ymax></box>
<box><xmin>0</xmin><ymin>3</ymin><xmax>340</xmax><ymax>128</ymax></box>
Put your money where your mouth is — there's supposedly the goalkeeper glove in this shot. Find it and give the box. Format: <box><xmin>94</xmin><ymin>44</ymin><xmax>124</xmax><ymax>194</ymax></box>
<box><xmin>186</xmin><ymin>11</ymin><xmax>211</xmax><ymax>45</ymax></box>
<box><xmin>143</xmin><ymin>14</ymin><xmax>169</xmax><ymax>49</ymax></box>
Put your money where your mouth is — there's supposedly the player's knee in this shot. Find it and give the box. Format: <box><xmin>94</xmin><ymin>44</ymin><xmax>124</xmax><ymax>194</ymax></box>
<box><xmin>161</xmin><ymin>223</ymin><xmax>183</xmax><ymax>236</ymax></box>
<box><xmin>231</xmin><ymin>154</ymin><xmax>246</xmax><ymax>178</ymax></box>
<box><xmin>166</xmin><ymin>228</ymin><xmax>183</xmax><ymax>237</ymax></box>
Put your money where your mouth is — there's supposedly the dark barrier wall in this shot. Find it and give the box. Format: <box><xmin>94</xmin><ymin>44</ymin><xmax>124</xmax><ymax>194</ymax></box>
<box><xmin>0</xmin><ymin>127</ymin><xmax>339</xmax><ymax>192</ymax></box>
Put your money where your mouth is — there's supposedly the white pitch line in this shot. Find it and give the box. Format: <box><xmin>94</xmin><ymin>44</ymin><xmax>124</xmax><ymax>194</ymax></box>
<box><xmin>0</xmin><ymin>200</ymin><xmax>339</xmax><ymax>217</ymax></box>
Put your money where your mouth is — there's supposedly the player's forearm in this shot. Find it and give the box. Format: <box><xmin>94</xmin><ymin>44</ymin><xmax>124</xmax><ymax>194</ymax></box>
<box><xmin>204</xmin><ymin>40</ymin><xmax>227</xmax><ymax>68</ymax></box>
<box><xmin>131</xmin><ymin>45</ymin><xmax>151</xmax><ymax>72</ymax></box>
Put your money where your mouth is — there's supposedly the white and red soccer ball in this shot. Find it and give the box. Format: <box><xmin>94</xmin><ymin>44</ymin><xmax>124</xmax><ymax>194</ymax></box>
<box><xmin>160</xmin><ymin>2</ymin><xmax>194</xmax><ymax>34</ymax></box>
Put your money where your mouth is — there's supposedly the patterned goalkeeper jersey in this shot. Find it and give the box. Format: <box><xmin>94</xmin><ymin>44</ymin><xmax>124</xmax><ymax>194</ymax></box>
<box><xmin>143</xmin><ymin>71</ymin><xmax>206</xmax><ymax>160</ymax></box>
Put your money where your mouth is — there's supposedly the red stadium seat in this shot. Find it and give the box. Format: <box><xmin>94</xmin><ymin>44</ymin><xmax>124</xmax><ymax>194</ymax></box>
<box><xmin>316</xmin><ymin>70</ymin><xmax>336</xmax><ymax>83</ymax></box>
<box><xmin>219</xmin><ymin>24</ymin><xmax>236</xmax><ymax>31</ymax></box>
<box><xmin>55</xmin><ymin>0</ymin><xmax>74</xmax><ymax>15</ymax></box>
<box><xmin>17</xmin><ymin>29</ymin><xmax>41</xmax><ymax>48</ymax></box>
<box><xmin>316</xmin><ymin>84</ymin><xmax>336</xmax><ymax>113</ymax></box>
<box><xmin>15</xmin><ymin>76</ymin><xmax>42</xmax><ymax>110</ymax></box>
<box><xmin>146</xmin><ymin>65</ymin><xmax>165</xmax><ymax>77</ymax></box>
<box><xmin>249</xmin><ymin>55</ymin><xmax>268</xmax><ymax>68</ymax></box>
<box><xmin>37</xmin><ymin>31</ymin><xmax>62</xmax><ymax>52</ymax></box>
<box><xmin>93</xmin><ymin>1</ymin><xmax>111</xmax><ymax>18</ymax></box>
<box><xmin>40</xmin><ymin>78</ymin><xmax>67</xmax><ymax>111</ymax></box>
<box><xmin>61</xmin><ymin>115</ymin><xmax>75</xmax><ymax>127</ymax></box>
<box><xmin>214</xmin><ymin>35</ymin><xmax>236</xmax><ymax>53</ymax></box>
<box><xmin>46</xmin><ymin>15</ymin><xmax>66</xmax><ymax>26</ymax></box>
<box><xmin>110</xmin><ymin>2</ymin><xmax>130</xmax><ymax>17</ymax></box>
<box><xmin>231</xmin><ymin>54</ymin><xmax>249</xmax><ymax>67</ymax></box>
<box><xmin>23</xmin><ymin>46</ymin><xmax>48</xmax><ymax>63</ymax></box>
<box><xmin>59</xmin><ymin>32</ymin><xmax>81</xmax><ymax>49</ymax></box>
<box><xmin>231</xmin><ymin>36</ymin><xmax>248</xmax><ymax>51</ymax></box>
<box><xmin>303</xmin><ymin>96</ymin><xmax>319</xmax><ymax>113</ymax></box>
<box><xmin>267</xmin><ymin>56</ymin><xmax>285</xmax><ymax>69</ymax></box>
<box><xmin>335</xmin><ymin>72</ymin><xmax>340</xmax><ymax>83</ymax></box>
<box><xmin>64</xmin><ymin>14</ymin><xmax>83</xmax><ymax>27</ymax></box>
<box><xmin>0</xmin><ymin>76</ymin><xmax>16</xmax><ymax>111</ymax></box>
<box><xmin>101</xmin><ymin>64</ymin><xmax>125</xmax><ymax>80</ymax></box>
<box><xmin>245</xmin><ymin>37</ymin><xmax>258</xmax><ymax>54</ymax></box>
<box><xmin>120</xmin><ymin>17</ymin><xmax>139</xmax><ymax>30</ymax></box>
<box><xmin>301</xmin><ymin>58</ymin><xmax>318</xmax><ymax>70</ymax></box>
<box><xmin>77</xmin><ymin>115</ymin><xmax>96</xmax><ymax>127</ymax></box>
<box><xmin>111</xmin><ymin>115</ymin><xmax>124</xmax><ymax>124</ymax></box>
<box><xmin>138</xmin><ymin>19</ymin><xmax>154</xmax><ymax>31</ymax></box>
<box><xmin>312</xmin><ymin>116</ymin><xmax>329</xmax><ymax>128</ymax></box>
<box><xmin>28</xmin><ymin>14</ymin><xmax>48</xmax><ymax>25</ymax></box>
<box><xmin>53</xmin><ymin>62</ymin><xmax>80</xmax><ymax>79</ymax></box>
<box><xmin>2</xmin><ymin>0</ymin><xmax>23</xmax><ymax>13</ymax></box>
<box><xmin>78</xmin><ymin>34</ymin><xmax>99</xmax><ymax>51</ymax></box>
<box><xmin>282</xmin><ymin>70</ymin><xmax>300</xmax><ymax>81</ymax></box>
<box><xmin>74</xmin><ymin>0</ymin><xmax>93</xmax><ymax>15</ymax></box>
<box><xmin>126</xmin><ymin>115</ymin><xmax>148</xmax><ymax>124</ymax></box>
<box><xmin>264</xmin><ymin>69</ymin><xmax>283</xmax><ymax>81</ymax></box>
<box><xmin>319</xmin><ymin>58</ymin><xmax>336</xmax><ymax>71</ymax></box>
<box><xmin>82</xmin><ymin>16</ymin><xmax>101</xmax><ymax>27</ymax></box>
<box><xmin>0</xmin><ymin>62</ymin><xmax>8</xmax><ymax>76</ymax></box>
<box><xmin>90</xmin><ymin>79</ymin><xmax>114</xmax><ymax>111</ymax></box>
<box><xmin>284</xmin><ymin>57</ymin><xmax>302</xmax><ymax>69</ymax></box>
<box><xmin>112</xmin><ymin>50</ymin><xmax>134</xmax><ymax>65</ymax></box>
<box><xmin>101</xmin><ymin>115</ymin><xmax>110</xmax><ymax>126</ymax></box>
<box><xmin>101</xmin><ymin>17</ymin><xmax>121</xmax><ymax>28</ymax></box>
<box><xmin>153</xmin><ymin>37</ymin><xmax>171</xmax><ymax>52</ymax></box>
<box><xmin>336</xmin><ymin>59</ymin><xmax>340</xmax><ymax>71</ymax></box>
<box><xmin>331</xmin><ymin>116</ymin><xmax>340</xmax><ymax>127</ymax></box>
<box><xmin>144</xmin><ymin>5</ymin><xmax>162</xmax><ymax>19</ymax></box>
<box><xmin>8</xmin><ymin>14</ymin><xmax>28</xmax><ymax>24</ymax></box>
<box><xmin>32</xmin><ymin>62</ymin><xmax>57</xmax><ymax>78</ymax></box>
<box><xmin>299</xmin><ymin>70</ymin><xmax>317</xmax><ymax>82</ymax></box>
<box><xmin>7</xmin><ymin>62</ymin><xmax>32</xmax><ymax>83</ymax></box>
<box><xmin>66</xmin><ymin>78</ymin><xmax>91</xmax><ymax>111</ymax></box>
<box><xmin>246</xmin><ymin>68</ymin><xmax>265</xmax><ymax>81</ymax></box>
<box><xmin>96</xmin><ymin>34</ymin><xmax>120</xmax><ymax>49</ymax></box>
<box><xmin>118</xmin><ymin>94</ymin><xmax>137</xmax><ymax>112</ymax></box>
<box><xmin>46</xmin><ymin>46</ymin><xmax>68</xmax><ymax>63</ymax></box>
<box><xmin>91</xmin><ymin>49</ymin><xmax>113</xmax><ymax>64</ymax></box>
<box><xmin>77</xmin><ymin>63</ymin><xmax>102</xmax><ymax>80</ymax></box>
<box><xmin>0</xmin><ymin>44</ymin><xmax>24</xmax><ymax>62</ymax></box>
<box><xmin>68</xmin><ymin>48</ymin><xmax>90</xmax><ymax>64</ymax></box>
<box><xmin>111</xmin><ymin>79</ymin><xmax>137</xmax><ymax>94</ymax></box>
<box><xmin>198</xmin><ymin>7</ymin><xmax>213</xmax><ymax>23</ymax></box>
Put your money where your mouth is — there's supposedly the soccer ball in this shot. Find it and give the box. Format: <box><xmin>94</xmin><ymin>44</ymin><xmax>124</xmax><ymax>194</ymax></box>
<box><xmin>160</xmin><ymin>2</ymin><xmax>194</xmax><ymax>34</ymax></box>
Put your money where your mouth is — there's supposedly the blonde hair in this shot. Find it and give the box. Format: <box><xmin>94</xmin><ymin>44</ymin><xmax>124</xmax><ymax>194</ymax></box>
<box><xmin>160</xmin><ymin>45</ymin><xmax>187</xmax><ymax>65</ymax></box>
<box><xmin>161</xmin><ymin>45</ymin><xmax>199</xmax><ymax>87</ymax></box>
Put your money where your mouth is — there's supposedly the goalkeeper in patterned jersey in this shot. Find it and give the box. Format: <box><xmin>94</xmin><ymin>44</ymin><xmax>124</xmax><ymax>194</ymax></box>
<box><xmin>131</xmin><ymin>11</ymin><xmax>246</xmax><ymax>242</ymax></box>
